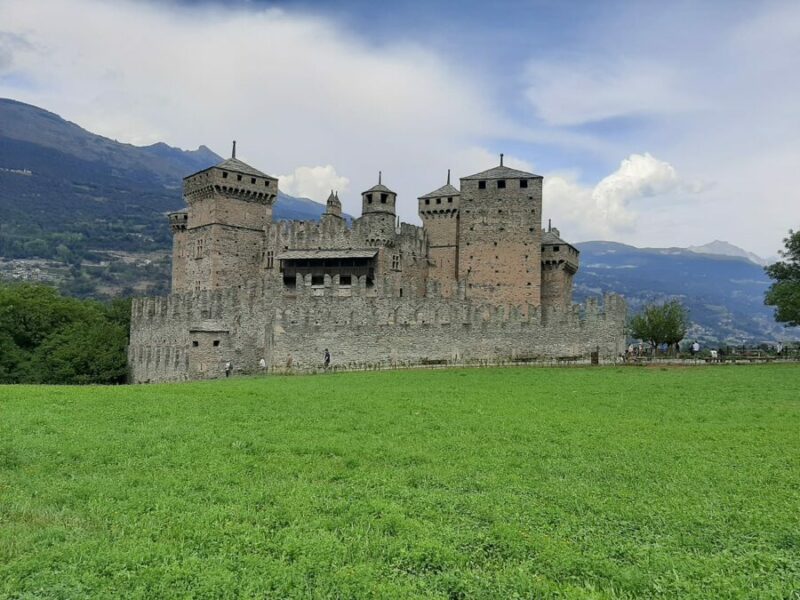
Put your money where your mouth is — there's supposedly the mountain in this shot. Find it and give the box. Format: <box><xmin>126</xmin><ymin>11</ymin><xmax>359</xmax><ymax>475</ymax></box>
<box><xmin>574</xmin><ymin>241</ymin><xmax>796</xmax><ymax>344</ymax></box>
<box><xmin>0</xmin><ymin>98</ymin><xmax>343</xmax><ymax>295</ymax></box>
<box><xmin>687</xmin><ymin>240</ymin><xmax>769</xmax><ymax>266</ymax></box>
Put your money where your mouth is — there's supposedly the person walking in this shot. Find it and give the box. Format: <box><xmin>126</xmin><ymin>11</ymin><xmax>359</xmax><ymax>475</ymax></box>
<box><xmin>259</xmin><ymin>358</ymin><xmax>267</xmax><ymax>373</ymax></box>
<box><xmin>691</xmin><ymin>340</ymin><xmax>700</xmax><ymax>356</ymax></box>
<box><xmin>224</xmin><ymin>361</ymin><xmax>232</xmax><ymax>377</ymax></box>
<box><xmin>323</xmin><ymin>348</ymin><xmax>331</xmax><ymax>371</ymax></box>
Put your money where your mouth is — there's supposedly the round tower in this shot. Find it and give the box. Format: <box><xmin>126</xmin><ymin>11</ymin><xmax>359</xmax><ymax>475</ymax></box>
<box><xmin>361</xmin><ymin>171</ymin><xmax>396</xmax><ymax>216</ymax></box>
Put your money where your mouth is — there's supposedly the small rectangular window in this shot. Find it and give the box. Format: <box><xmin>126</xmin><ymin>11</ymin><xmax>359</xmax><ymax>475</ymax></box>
<box><xmin>265</xmin><ymin>180</ymin><xmax>270</xmax><ymax>187</ymax></box>
<box><xmin>251</xmin><ymin>177</ymin><xmax>256</xmax><ymax>184</ymax></box>
<box><xmin>448</xmin><ymin>197</ymin><xmax>453</xmax><ymax>203</ymax></box>
<box><xmin>367</xmin><ymin>193</ymin><xmax>373</xmax><ymax>204</ymax></box>
<box><xmin>425</xmin><ymin>199</ymin><xmax>430</xmax><ymax>205</ymax></box>
<box><xmin>311</xmin><ymin>275</ymin><xmax>324</xmax><ymax>286</ymax></box>
<box><xmin>339</xmin><ymin>275</ymin><xmax>352</xmax><ymax>285</ymax></box>
<box><xmin>192</xmin><ymin>340</ymin><xmax>199</xmax><ymax>347</ymax></box>
<box><xmin>478</xmin><ymin>180</ymin><xmax>486</xmax><ymax>189</ymax></box>
<box><xmin>213</xmin><ymin>340</ymin><xmax>220</xmax><ymax>347</ymax></box>
<box><xmin>520</xmin><ymin>179</ymin><xmax>528</xmax><ymax>188</ymax></box>
<box><xmin>497</xmin><ymin>180</ymin><xmax>506</xmax><ymax>189</ymax></box>
<box><xmin>222</xmin><ymin>172</ymin><xmax>228</xmax><ymax>179</ymax></box>
<box><xmin>381</xmin><ymin>193</ymin><xmax>388</xmax><ymax>203</ymax></box>
<box><xmin>237</xmin><ymin>174</ymin><xmax>242</xmax><ymax>181</ymax></box>
<box><xmin>266</xmin><ymin>250</ymin><xmax>274</xmax><ymax>269</ymax></box>
<box><xmin>436</xmin><ymin>198</ymin><xmax>441</xmax><ymax>204</ymax></box>
<box><xmin>553</xmin><ymin>246</ymin><xmax>560</xmax><ymax>252</ymax></box>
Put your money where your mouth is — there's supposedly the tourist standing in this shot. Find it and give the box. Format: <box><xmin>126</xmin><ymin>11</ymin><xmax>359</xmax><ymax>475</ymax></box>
<box><xmin>691</xmin><ymin>340</ymin><xmax>700</xmax><ymax>356</ymax></box>
<box><xmin>323</xmin><ymin>349</ymin><xmax>331</xmax><ymax>371</ymax></box>
<box><xmin>224</xmin><ymin>361</ymin><xmax>232</xmax><ymax>377</ymax></box>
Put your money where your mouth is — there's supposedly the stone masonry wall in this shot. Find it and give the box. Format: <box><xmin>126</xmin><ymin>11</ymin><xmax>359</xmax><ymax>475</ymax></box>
<box><xmin>129</xmin><ymin>280</ymin><xmax>626</xmax><ymax>383</ymax></box>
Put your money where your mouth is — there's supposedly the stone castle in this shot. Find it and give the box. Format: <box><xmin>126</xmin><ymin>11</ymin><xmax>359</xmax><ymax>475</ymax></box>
<box><xmin>129</xmin><ymin>147</ymin><xmax>626</xmax><ymax>382</ymax></box>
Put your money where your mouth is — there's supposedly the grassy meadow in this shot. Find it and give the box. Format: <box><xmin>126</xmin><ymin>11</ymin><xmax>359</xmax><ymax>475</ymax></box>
<box><xmin>1</xmin><ymin>364</ymin><xmax>799</xmax><ymax>598</ymax></box>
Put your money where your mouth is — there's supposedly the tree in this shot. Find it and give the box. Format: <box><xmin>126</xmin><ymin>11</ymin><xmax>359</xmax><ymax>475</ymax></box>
<box><xmin>629</xmin><ymin>300</ymin><xmax>689</xmax><ymax>355</ymax></box>
<box><xmin>765</xmin><ymin>229</ymin><xmax>800</xmax><ymax>327</ymax></box>
<box><xmin>0</xmin><ymin>282</ymin><xmax>131</xmax><ymax>384</ymax></box>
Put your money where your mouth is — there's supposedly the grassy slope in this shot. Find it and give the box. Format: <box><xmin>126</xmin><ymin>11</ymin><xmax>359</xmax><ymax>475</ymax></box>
<box><xmin>1</xmin><ymin>366</ymin><xmax>799</xmax><ymax>598</ymax></box>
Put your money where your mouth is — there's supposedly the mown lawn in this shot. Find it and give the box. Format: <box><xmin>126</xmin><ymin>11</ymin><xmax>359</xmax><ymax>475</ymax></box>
<box><xmin>1</xmin><ymin>365</ymin><xmax>799</xmax><ymax>598</ymax></box>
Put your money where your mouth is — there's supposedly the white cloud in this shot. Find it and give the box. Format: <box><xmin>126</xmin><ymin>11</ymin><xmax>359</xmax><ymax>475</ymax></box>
<box><xmin>524</xmin><ymin>59</ymin><xmax>699</xmax><ymax>126</ymax></box>
<box><xmin>544</xmin><ymin>153</ymin><xmax>706</xmax><ymax>240</ymax></box>
<box><xmin>0</xmin><ymin>0</ymin><xmax>503</xmax><ymax>224</ymax></box>
<box><xmin>278</xmin><ymin>165</ymin><xmax>350</xmax><ymax>201</ymax></box>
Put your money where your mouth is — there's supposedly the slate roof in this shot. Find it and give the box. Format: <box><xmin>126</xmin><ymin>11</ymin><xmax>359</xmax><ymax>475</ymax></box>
<box><xmin>462</xmin><ymin>165</ymin><xmax>541</xmax><ymax>181</ymax></box>
<box><xmin>362</xmin><ymin>183</ymin><xmax>395</xmax><ymax>195</ymax></box>
<box><xmin>187</xmin><ymin>157</ymin><xmax>276</xmax><ymax>180</ymax></box>
<box><xmin>542</xmin><ymin>230</ymin><xmax>578</xmax><ymax>253</ymax></box>
<box><xmin>418</xmin><ymin>183</ymin><xmax>461</xmax><ymax>200</ymax></box>
<box><xmin>277</xmin><ymin>249</ymin><xmax>379</xmax><ymax>260</ymax></box>
<box><xmin>214</xmin><ymin>157</ymin><xmax>275</xmax><ymax>179</ymax></box>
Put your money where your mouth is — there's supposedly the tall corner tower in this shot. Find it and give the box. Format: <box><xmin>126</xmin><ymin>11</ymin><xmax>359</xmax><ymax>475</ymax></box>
<box><xmin>457</xmin><ymin>155</ymin><xmax>543</xmax><ymax>307</ymax></box>
<box><xmin>180</xmin><ymin>141</ymin><xmax>278</xmax><ymax>291</ymax></box>
<box><xmin>418</xmin><ymin>169</ymin><xmax>460</xmax><ymax>295</ymax></box>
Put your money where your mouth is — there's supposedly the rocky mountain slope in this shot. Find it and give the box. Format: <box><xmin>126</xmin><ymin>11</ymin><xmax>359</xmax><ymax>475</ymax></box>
<box><xmin>574</xmin><ymin>241</ymin><xmax>795</xmax><ymax>344</ymax></box>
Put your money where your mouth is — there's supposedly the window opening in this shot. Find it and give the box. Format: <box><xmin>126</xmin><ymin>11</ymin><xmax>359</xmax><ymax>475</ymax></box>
<box><xmin>497</xmin><ymin>180</ymin><xmax>506</xmax><ymax>189</ymax></box>
<box><xmin>520</xmin><ymin>179</ymin><xmax>528</xmax><ymax>188</ymax></box>
<box><xmin>478</xmin><ymin>180</ymin><xmax>486</xmax><ymax>189</ymax></box>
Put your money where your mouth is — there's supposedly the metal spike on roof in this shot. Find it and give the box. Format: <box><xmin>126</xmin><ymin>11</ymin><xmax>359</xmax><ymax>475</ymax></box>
<box><xmin>232</xmin><ymin>140</ymin><xmax>237</xmax><ymax>159</ymax></box>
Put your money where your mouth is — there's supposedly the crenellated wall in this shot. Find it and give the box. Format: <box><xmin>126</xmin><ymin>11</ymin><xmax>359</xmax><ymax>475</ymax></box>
<box><xmin>129</xmin><ymin>282</ymin><xmax>626</xmax><ymax>383</ymax></box>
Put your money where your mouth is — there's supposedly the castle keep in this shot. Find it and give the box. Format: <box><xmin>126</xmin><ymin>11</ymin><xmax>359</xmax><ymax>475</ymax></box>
<box><xmin>129</xmin><ymin>150</ymin><xmax>625</xmax><ymax>382</ymax></box>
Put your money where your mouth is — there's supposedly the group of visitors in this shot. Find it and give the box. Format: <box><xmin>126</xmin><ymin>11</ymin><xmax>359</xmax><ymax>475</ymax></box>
<box><xmin>221</xmin><ymin>348</ymin><xmax>332</xmax><ymax>378</ymax></box>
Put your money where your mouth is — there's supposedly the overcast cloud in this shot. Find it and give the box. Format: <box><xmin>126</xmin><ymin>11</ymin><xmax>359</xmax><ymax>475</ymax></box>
<box><xmin>0</xmin><ymin>0</ymin><xmax>798</xmax><ymax>255</ymax></box>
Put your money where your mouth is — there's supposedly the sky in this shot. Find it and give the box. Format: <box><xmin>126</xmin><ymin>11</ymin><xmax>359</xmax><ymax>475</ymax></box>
<box><xmin>1</xmin><ymin>0</ymin><xmax>798</xmax><ymax>256</ymax></box>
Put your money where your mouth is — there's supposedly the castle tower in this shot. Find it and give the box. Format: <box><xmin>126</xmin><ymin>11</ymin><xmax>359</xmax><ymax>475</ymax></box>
<box><xmin>168</xmin><ymin>210</ymin><xmax>189</xmax><ymax>292</ymax></box>
<box><xmin>358</xmin><ymin>172</ymin><xmax>397</xmax><ymax>243</ymax></box>
<box><xmin>419</xmin><ymin>169</ymin><xmax>460</xmax><ymax>296</ymax></box>
<box><xmin>540</xmin><ymin>224</ymin><xmax>579</xmax><ymax>309</ymax></box>
<box><xmin>180</xmin><ymin>142</ymin><xmax>278</xmax><ymax>291</ymax></box>
<box><xmin>457</xmin><ymin>155</ymin><xmax>543</xmax><ymax>307</ymax></box>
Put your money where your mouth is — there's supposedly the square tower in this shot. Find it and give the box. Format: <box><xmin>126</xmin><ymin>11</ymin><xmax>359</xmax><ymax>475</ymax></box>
<box><xmin>181</xmin><ymin>151</ymin><xmax>278</xmax><ymax>292</ymax></box>
<box><xmin>457</xmin><ymin>159</ymin><xmax>543</xmax><ymax>307</ymax></box>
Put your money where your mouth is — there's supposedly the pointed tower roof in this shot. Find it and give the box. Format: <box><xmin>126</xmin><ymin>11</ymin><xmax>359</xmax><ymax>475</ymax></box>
<box><xmin>362</xmin><ymin>171</ymin><xmax>396</xmax><ymax>195</ymax></box>
<box><xmin>462</xmin><ymin>154</ymin><xmax>540</xmax><ymax>180</ymax></box>
<box><xmin>419</xmin><ymin>169</ymin><xmax>460</xmax><ymax>199</ymax></box>
<box><xmin>213</xmin><ymin>157</ymin><xmax>272</xmax><ymax>179</ymax></box>
<box><xmin>419</xmin><ymin>183</ymin><xmax>460</xmax><ymax>199</ymax></box>
<box><xmin>184</xmin><ymin>141</ymin><xmax>276</xmax><ymax>180</ymax></box>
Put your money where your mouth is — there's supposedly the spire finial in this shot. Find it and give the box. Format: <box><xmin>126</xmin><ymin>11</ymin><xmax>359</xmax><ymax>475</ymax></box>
<box><xmin>548</xmin><ymin>218</ymin><xmax>552</xmax><ymax>232</ymax></box>
<box><xmin>232</xmin><ymin>140</ymin><xmax>237</xmax><ymax>159</ymax></box>
<box><xmin>500</xmin><ymin>153</ymin><xmax>504</xmax><ymax>166</ymax></box>
<box><xmin>447</xmin><ymin>169</ymin><xmax>451</xmax><ymax>185</ymax></box>
<box><xmin>379</xmin><ymin>170</ymin><xmax>382</xmax><ymax>185</ymax></box>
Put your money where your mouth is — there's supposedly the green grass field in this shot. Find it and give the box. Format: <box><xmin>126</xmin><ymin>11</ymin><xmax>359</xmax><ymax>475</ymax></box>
<box><xmin>1</xmin><ymin>365</ymin><xmax>799</xmax><ymax>599</ymax></box>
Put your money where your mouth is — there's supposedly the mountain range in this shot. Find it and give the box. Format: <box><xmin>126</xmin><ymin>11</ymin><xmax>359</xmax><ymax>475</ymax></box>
<box><xmin>0</xmin><ymin>98</ymin><xmax>794</xmax><ymax>342</ymax></box>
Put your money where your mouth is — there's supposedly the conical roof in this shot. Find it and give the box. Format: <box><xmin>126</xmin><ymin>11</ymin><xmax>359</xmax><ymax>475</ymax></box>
<box><xmin>363</xmin><ymin>183</ymin><xmax>395</xmax><ymax>194</ymax></box>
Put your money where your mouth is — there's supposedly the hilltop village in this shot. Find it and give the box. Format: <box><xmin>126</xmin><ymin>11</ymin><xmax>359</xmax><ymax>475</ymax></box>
<box><xmin>129</xmin><ymin>150</ymin><xmax>625</xmax><ymax>382</ymax></box>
